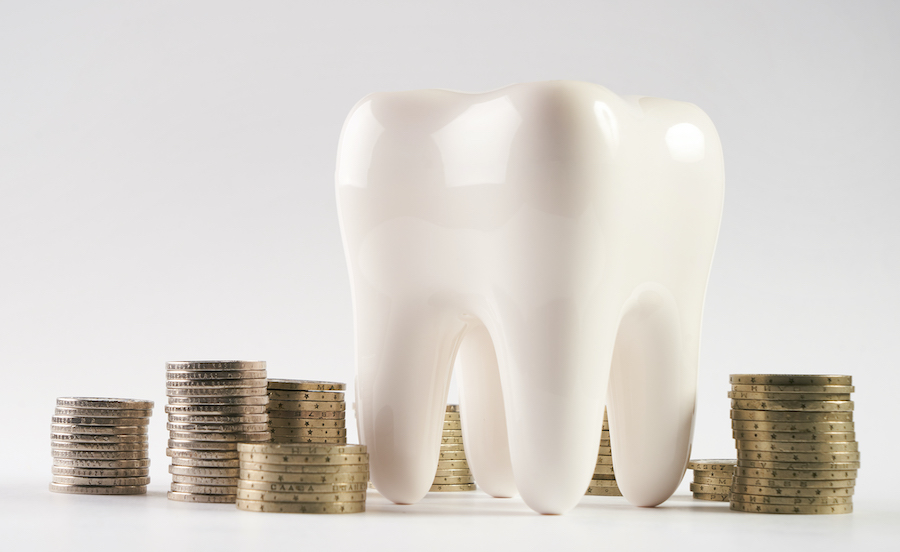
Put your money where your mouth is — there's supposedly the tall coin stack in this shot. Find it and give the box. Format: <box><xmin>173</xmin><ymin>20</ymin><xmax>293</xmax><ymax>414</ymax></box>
<box><xmin>165</xmin><ymin>361</ymin><xmax>270</xmax><ymax>503</ymax></box>
<box><xmin>236</xmin><ymin>443</ymin><xmax>368</xmax><ymax>514</ymax></box>
<box><xmin>51</xmin><ymin>397</ymin><xmax>154</xmax><ymax>495</ymax></box>
<box><xmin>431</xmin><ymin>404</ymin><xmax>475</xmax><ymax>492</ymax></box>
<box><xmin>729</xmin><ymin>374</ymin><xmax>858</xmax><ymax>515</ymax></box>
<box><xmin>688</xmin><ymin>459</ymin><xmax>735</xmax><ymax>501</ymax></box>
<box><xmin>587</xmin><ymin>408</ymin><xmax>621</xmax><ymax>496</ymax></box>
<box><xmin>266</xmin><ymin>380</ymin><xmax>347</xmax><ymax>444</ymax></box>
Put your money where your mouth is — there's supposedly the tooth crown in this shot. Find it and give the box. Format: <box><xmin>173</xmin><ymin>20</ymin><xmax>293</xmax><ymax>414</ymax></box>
<box><xmin>336</xmin><ymin>81</ymin><xmax>724</xmax><ymax>514</ymax></box>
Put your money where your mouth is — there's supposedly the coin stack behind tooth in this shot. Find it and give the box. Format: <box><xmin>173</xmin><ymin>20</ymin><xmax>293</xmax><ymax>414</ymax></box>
<box><xmin>688</xmin><ymin>459</ymin><xmax>735</xmax><ymax>501</ymax></box>
<box><xmin>51</xmin><ymin>397</ymin><xmax>154</xmax><ymax>495</ymax></box>
<box><xmin>236</xmin><ymin>443</ymin><xmax>367</xmax><ymax>514</ymax></box>
<box><xmin>587</xmin><ymin>408</ymin><xmax>621</xmax><ymax>496</ymax></box>
<box><xmin>431</xmin><ymin>404</ymin><xmax>475</xmax><ymax>492</ymax></box>
<box><xmin>266</xmin><ymin>380</ymin><xmax>347</xmax><ymax>444</ymax></box>
<box><xmin>729</xmin><ymin>374</ymin><xmax>858</xmax><ymax>515</ymax></box>
<box><xmin>165</xmin><ymin>361</ymin><xmax>270</xmax><ymax>503</ymax></box>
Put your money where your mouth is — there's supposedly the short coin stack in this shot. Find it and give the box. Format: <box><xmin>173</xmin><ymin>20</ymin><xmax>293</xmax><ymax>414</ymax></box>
<box><xmin>688</xmin><ymin>459</ymin><xmax>735</xmax><ymax>501</ymax></box>
<box><xmin>165</xmin><ymin>361</ymin><xmax>271</xmax><ymax>503</ymax></box>
<box><xmin>729</xmin><ymin>374</ymin><xmax>858</xmax><ymax>515</ymax></box>
<box><xmin>587</xmin><ymin>408</ymin><xmax>621</xmax><ymax>496</ymax></box>
<box><xmin>266</xmin><ymin>379</ymin><xmax>347</xmax><ymax>444</ymax></box>
<box><xmin>236</xmin><ymin>443</ymin><xmax>368</xmax><ymax>514</ymax></box>
<box><xmin>51</xmin><ymin>397</ymin><xmax>154</xmax><ymax>495</ymax></box>
<box><xmin>431</xmin><ymin>404</ymin><xmax>475</xmax><ymax>492</ymax></box>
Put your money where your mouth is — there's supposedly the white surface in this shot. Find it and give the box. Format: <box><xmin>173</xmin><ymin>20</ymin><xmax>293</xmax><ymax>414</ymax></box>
<box><xmin>0</xmin><ymin>0</ymin><xmax>898</xmax><ymax>547</ymax></box>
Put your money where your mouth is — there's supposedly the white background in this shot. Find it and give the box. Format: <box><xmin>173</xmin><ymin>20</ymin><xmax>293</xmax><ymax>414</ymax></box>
<box><xmin>1</xmin><ymin>1</ymin><xmax>898</xmax><ymax>549</ymax></box>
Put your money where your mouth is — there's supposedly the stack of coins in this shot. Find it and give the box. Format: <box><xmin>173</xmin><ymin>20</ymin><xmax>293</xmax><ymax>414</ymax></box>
<box><xmin>236</xmin><ymin>443</ymin><xmax>367</xmax><ymax>514</ymax></box>
<box><xmin>688</xmin><ymin>459</ymin><xmax>735</xmax><ymax>501</ymax></box>
<box><xmin>266</xmin><ymin>380</ymin><xmax>347</xmax><ymax>444</ymax></box>
<box><xmin>587</xmin><ymin>408</ymin><xmax>621</xmax><ymax>496</ymax></box>
<box><xmin>51</xmin><ymin>397</ymin><xmax>154</xmax><ymax>495</ymax></box>
<box><xmin>729</xmin><ymin>374</ymin><xmax>858</xmax><ymax>515</ymax></box>
<box><xmin>165</xmin><ymin>361</ymin><xmax>270</xmax><ymax>503</ymax></box>
<box><xmin>431</xmin><ymin>404</ymin><xmax>475</xmax><ymax>492</ymax></box>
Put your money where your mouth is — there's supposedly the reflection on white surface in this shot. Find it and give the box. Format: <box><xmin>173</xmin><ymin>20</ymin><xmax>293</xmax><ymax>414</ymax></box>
<box><xmin>665</xmin><ymin>122</ymin><xmax>705</xmax><ymax>163</ymax></box>
<box><xmin>593</xmin><ymin>101</ymin><xmax>621</xmax><ymax>153</ymax></box>
<box><xmin>336</xmin><ymin>101</ymin><xmax>384</xmax><ymax>188</ymax></box>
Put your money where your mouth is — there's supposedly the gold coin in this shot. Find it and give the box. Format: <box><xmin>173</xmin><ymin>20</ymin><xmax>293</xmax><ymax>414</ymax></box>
<box><xmin>267</xmin><ymin>418</ymin><xmax>345</xmax><ymax>428</ymax></box>
<box><xmin>729</xmin><ymin>375</ymin><xmax>852</xmax><ymax>386</ymax></box>
<box><xmin>266</xmin><ymin>379</ymin><xmax>346</xmax><ymax>391</ymax></box>
<box><xmin>270</xmin><ymin>437</ymin><xmax>348</xmax><ymax>445</ymax></box>
<box><xmin>236</xmin><ymin>499</ymin><xmax>364</xmax><ymax>513</ymax></box>
<box><xmin>730</xmin><ymin>399</ymin><xmax>853</xmax><ymax>412</ymax></box>
<box><xmin>597</xmin><ymin>447</ymin><xmax>612</xmax><ymax>455</ymax></box>
<box><xmin>439</xmin><ymin>451</ymin><xmax>467</xmax><ymax>460</ymax></box>
<box><xmin>730</xmin><ymin>421</ymin><xmax>854</xmax><ymax>433</ymax></box>
<box><xmin>167</xmin><ymin>491</ymin><xmax>236</xmax><ymax>503</ymax></box>
<box><xmin>689</xmin><ymin>483</ymin><xmax>732</xmax><ymax>494</ymax></box>
<box><xmin>267</xmin><ymin>427</ymin><xmax>347</xmax><ymax>438</ymax></box>
<box><xmin>442</xmin><ymin>430</ymin><xmax>463</xmax><ymax>437</ymax></box>
<box><xmin>267</xmin><ymin>390</ymin><xmax>345</xmax><ymax>401</ymax></box>
<box><xmin>168</xmin><ymin>465</ymin><xmax>240</xmax><ymax>477</ymax></box>
<box><xmin>730</xmin><ymin>384</ymin><xmax>855</xmax><ymax>394</ymax></box>
<box><xmin>166</xmin><ymin>387</ymin><xmax>268</xmax><ymax>397</ymax></box>
<box><xmin>731</xmin><ymin>476</ymin><xmax>856</xmax><ymax>488</ymax></box>
<box><xmin>167</xmin><ymin>395</ymin><xmax>268</xmax><ymax>406</ymax></box>
<box><xmin>168</xmin><ymin>414</ymin><xmax>268</xmax><ymax>424</ymax></box>
<box><xmin>688</xmin><ymin>459</ymin><xmax>736</xmax><ymax>471</ymax></box>
<box><xmin>170</xmin><ymin>483</ymin><xmax>237</xmax><ymax>495</ymax></box>
<box><xmin>239</xmin><ymin>461</ymin><xmax>368</xmax><ymax>474</ymax></box>
<box><xmin>238</xmin><ymin>472</ymin><xmax>369</xmax><ymax>484</ymax></box>
<box><xmin>587</xmin><ymin>478</ymin><xmax>619</xmax><ymax>487</ymax></box>
<box><xmin>592</xmin><ymin>474</ymin><xmax>617</xmax><ymax>481</ymax></box>
<box><xmin>737</xmin><ymin>450</ymin><xmax>860</xmax><ymax>462</ymax></box>
<box><xmin>167</xmin><ymin>447</ymin><xmax>239</xmax><ymax>459</ymax></box>
<box><xmin>171</xmin><ymin>457</ymin><xmax>241</xmax><ymax>468</ymax></box>
<box><xmin>433</xmin><ymin>475</ymin><xmax>475</xmax><ymax>485</ymax></box>
<box><xmin>166</xmin><ymin>378</ymin><xmax>268</xmax><ymax>389</ymax></box>
<box><xmin>267</xmin><ymin>410</ymin><xmax>345</xmax><ymax>419</ymax></box>
<box><xmin>732</xmin><ymin>484</ymin><xmax>854</xmax><ymax>497</ymax></box>
<box><xmin>166</xmin><ymin>422</ymin><xmax>269</xmax><ymax>433</ymax></box>
<box><xmin>729</xmin><ymin>501</ymin><xmax>852</xmax><ymax>514</ymax></box>
<box><xmin>443</xmin><ymin>421</ymin><xmax>462</xmax><ymax>430</ymax></box>
<box><xmin>595</xmin><ymin>456</ymin><xmax>613</xmax><ymax>465</ymax></box>
<box><xmin>728</xmin><ymin>391</ymin><xmax>851</xmax><ymax>401</ymax></box>
<box><xmin>732</xmin><ymin>431</ymin><xmax>855</xmax><ymax>442</ymax></box>
<box><xmin>731</xmin><ymin>493</ymin><xmax>852</xmax><ymax>505</ymax></box>
<box><xmin>585</xmin><ymin>486</ymin><xmax>623</xmax><ymax>496</ymax></box>
<box><xmin>236</xmin><ymin>489</ymin><xmax>366</xmax><ymax>502</ymax></box>
<box><xmin>693</xmin><ymin>468</ymin><xmax>735</xmax><ymax>477</ymax></box>
<box><xmin>56</xmin><ymin>397</ymin><xmax>155</xmax><ymax>410</ymax></box>
<box><xmin>265</xmin><ymin>400</ymin><xmax>345</xmax><ymax>412</ymax></box>
<box><xmin>434</xmin><ymin>469</ymin><xmax>472</xmax><ymax>477</ymax></box>
<box><xmin>171</xmin><ymin>474</ymin><xmax>239</xmax><ymax>486</ymax></box>
<box><xmin>693</xmin><ymin>476</ymin><xmax>733</xmax><ymax>486</ymax></box>
<box><xmin>737</xmin><ymin>460</ymin><xmax>860</xmax><ymax>470</ymax></box>
<box><xmin>167</xmin><ymin>431</ymin><xmax>270</xmax><ymax>442</ymax></box>
<box><xmin>593</xmin><ymin>465</ymin><xmax>615</xmax><ymax>475</ymax></box>
<box><xmin>445</xmin><ymin>405</ymin><xmax>460</xmax><ymax>413</ymax></box>
<box><xmin>692</xmin><ymin>493</ymin><xmax>730</xmax><ymax>501</ymax></box>
<box><xmin>735</xmin><ymin>441</ymin><xmax>858</xmax><ymax>453</ymax></box>
<box><xmin>429</xmin><ymin>483</ymin><xmax>476</xmax><ymax>492</ymax></box>
<box><xmin>167</xmin><ymin>370</ymin><xmax>268</xmax><ymax>380</ymax></box>
<box><xmin>734</xmin><ymin>467</ymin><xmax>857</xmax><ymax>480</ymax></box>
<box><xmin>51</xmin><ymin>475</ymin><xmax>151</xmax><ymax>486</ymax></box>
<box><xmin>165</xmin><ymin>404</ymin><xmax>267</xmax><ymax>415</ymax></box>
<box><xmin>443</xmin><ymin>413</ymin><xmax>461</xmax><ymax>421</ymax></box>
<box><xmin>731</xmin><ymin>410</ymin><xmax>852</xmax><ymax>423</ymax></box>
<box><xmin>441</xmin><ymin>436</ymin><xmax>464</xmax><ymax>444</ymax></box>
<box><xmin>49</xmin><ymin>483</ymin><xmax>147</xmax><ymax>495</ymax></box>
<box><xmin>237</xmin><ymin>452</ymin><xmax>367</xmax><ymax>466</ymax></box>
<box><xmin>436</xmin><ymin>460</ymin><xmax>469</xmax><ymax>470</ymax></box>
<box><xmin>440</xmin><ymin>444</ymin><xmax>465</xmax><ymax>451</ymax></box>
<box><xmin>237</xmin><ymin>443</ymin><xmax>364</xmax><ymax>455</ymax></box>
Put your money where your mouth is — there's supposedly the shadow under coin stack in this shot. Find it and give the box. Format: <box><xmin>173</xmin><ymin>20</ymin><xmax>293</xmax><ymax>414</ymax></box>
<box><xmin>266</xmin><ymin>380</ymin><xmax>347</xmax><ymax>444</ymax></box>
<box><xmin>729</xmin><ymin>374</ymin><xmax>858</xmax><ymax>515</ymax></box>
<box><xmin>51</xmin><ymin>397</ymin><xmax>154</xmax><ymax>495</ymax></box>
<box><xmin>236</xmin><ymin>443</ymin><xmax>368</xmax><ymax>513</ymax></box>
<box><xmin>431</xmin><ymin>404</ymin><xmax>475</xmax><ymax>492</ymax></box>
<box><xmin>688</xmin><ymin>459</ymin><xmax>735</xmax><ymax>501</ymax></box>
<box><xmin>165</xmin><ymin>361</ymin><xmax>270</xmax><ymax>503</ymax></box>
<box><xmin>587</xmin><ymin>408</ymin><xmax>621</xmax><ymax>496</ymax></box>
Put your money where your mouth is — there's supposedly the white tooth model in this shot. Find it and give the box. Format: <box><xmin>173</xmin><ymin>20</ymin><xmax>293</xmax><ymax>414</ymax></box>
<box><xmin>335</xmin><ymin>81</ymin><xmax>724</xmax><ymax>515</ymax></box>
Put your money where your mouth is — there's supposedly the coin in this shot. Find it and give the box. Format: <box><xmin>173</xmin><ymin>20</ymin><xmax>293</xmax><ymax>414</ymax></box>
<box><xmin>166</xmin><ymin>361</ymin><xmax>266</xmax><ymax>371</ymax></box>
<box><xmin>439</xmin><ymin>451</ymin><xmax>467</xmax><ymax>460</ymax></box>
<box><xmin>734</xmin><ymin>467</ymin><xmax>857</xmax><ymax>480</ymax></box>
<box><xmin>239</xmin><ymin>462</ymin><xmax>368</xmax><ymax>474</ymax></box>
<box><xmin>731</xmin><ymin>410</ymin><xmax>853</xmax><ymax>423</ymax></box>
<box><xmin>166</xmin><ymin>378</ymin><xmax>268</xmax><ymax>389</ymax></box>
<box><xmin>267</xmin><ymin>390</ymin><xmax>345</xmax><ymax>401</ymax></box>
<box><xmin>267</xmin><ymin>380</ymin><xmax>347</xmax><ymax>391</ymax></box>
<box><xmin>592</xmin><ymin>474</ymin><xmax>616</xmax><ymax>480</ymax></box>
<box><xmin>54</xmin><ymin>408</ymin><xmax>153</xmax><ymax>418</ymax></box>
<box><xmin>597</xmin><ymin>447</ymin><xmax>613</xmax><ymax>456</ymax></box>
<box><xmin>443</xmin><ymin>421</ymin><xmax>462</xmax><ymax>430</ymax></box>
<box><xmin>268</xmin><ymin>427</ymin><xmax>347</xmax><ymax>438</ymax></box>
<box><xmin>688</xmin><ymin>460</ymin><xmax>736</xmax><ymax>471</ymax></box>
<box><xmin>51</xmin><ymin>416</ymin><xmax>150</xmax><ymax>427</ymax></box>
<box><xmin>166</xmin><ymin>422</ymin><xmax>269</xmax><ymax>433</ymax></box>
<box><xmin>236</xmin><ymin>480</ymin><xmax>368</xmax><ymax>492</ymax></box>
<box><xmin>441</xmin><ymin>437</ymin><xmax>464</xmax><ymax>444</ymax></box>
<box><xmin>51</xmin><ymin>433</ymin><xmax>146</xmax><ymax>444</ymax></box>
<box><xmin>267</xmin><ymin>410</ymin><xmax>345</xmax><ymax>419</ymax></box>
<box><xmin>434</xmin><ymin>469</ymin><xmax>472</xmax><ymax>477</ymax></box>
<box><xmin>236</xmin><ymin>489</ymin><xmax>366</xmax><ymax>502</ymax></box>
<box><xmin>237</xmin><ymin>443</ymin><xmax>365</xmax><ymax>455</ymax></box>
<box><xmin>593</xmin><ymin>465</ymin><xmax>615</xmax><ymax>475</ymax></box>
<box><xmin>170</xmin><ymin>483</ymin><xmax>237</xmax><ymax>494</ymax></box>
<box><xmin>693</xmin><ymin>476</ymin><xmax>733</xmax><ymax>486</ymax></box>
<box><xmin>689</xmin><ymin>484</ymin><xmax>732</xmax><ymax>494</ymax></box>
<box><xmin>732</xmin><ymin>431</ymin><xmax>856</xmax><ymax>443</ymax></box>
<box><xmin>730</xmin><ymin>384</ymin><xmax>855</xmax><ymax>394</ymax></box>
<box><xmin>265</xmin><ymin>400</ymin><xmax>345</xmax><ymax>411</ymax></box>
<box><xmin>168</xmin><ymin>431</ymin><xmax>271</xmax><ymax>442</ymax></box>
<box><xmin>730</xmin><ymin>502</ymin><xmax>852</xmax><ymax>514</ymax></box>
<box><xmin>429</xmin><ymin>483</ymin><xmax>476</xmax><ymax>492</ymax></box>
<box><xmin>692</xmin><ymin>493</ymin><xmax>730</xmax><ymax>501</ymax></box>
<box><xmin>270</xmin><ymin>437</ymin><xmax>347</xmax><ymax>445</ymax></box>
<box><xmin>236</xmin><ymin>453</ymin><xmax>368</xmax><ymax>466</ymax></box>
<box><xmin>167</xmin><ymin>395</ymin><xmax>268</xmax><ymax>405</ymax></box>
<box><xmin>443</xmin><ymin>413</ymin><xmax>460</xmax><ymax>421</ymax></box>
<box><xmin>735</xmin><ymin>441</ymin><xmax>858</xmax><ymax>453</ymax></box>
<box><xmin>595</xmin><ymin>456</ymin><xmax>613</xmax><ymax>465</ymax></box>
<box><xmin>445</xmin><ymin>405</ymin><xmax>460</xmax><ymax>413</ymax></box>
<box><xmin>731</xmin><ymin>421</ymin><xmax>854</xmax><ymax>433</ymax></box>
<box><xmin>51</xmin><ymin>441</ymin><xmax>148</xmax><ymax>452</ymax></box>
<box><xmin>737</xmin><ymin>450</ymin><xmax>860</xmax><ymax>462</ymax></box>
<box><xmin>434</xmin><ymin>475</ymin><xmax>475</xmax><ymax>485</ymax></box>
<box><xmin>167</xmin><ymin>447</ymin><xmax>239</xmax><ymax>459</ymax></box>
<box><xmin>266</xmin><ymin>418</ymin><xmax>345</xmax><ymax>428</ymax></box>
<box><xmin>56</xmin><ymin>398</ymin><xmax>154</xmax><ymax>409</ymax></box>
<box><xmin>238</xmin><ymin>471</ymin><xmax>369</xmax><ymax>484</ymax></box>
<box><xmin>439</xmin><ymin>444</ymin><xmax>465</xmax><ymax>451</ymax></box>
<box><xmin>167</xmin><ymin>370</ymin><xmax>268</xmax><ymax>380</ymax></box>
<box><xmin>51</xmin><ymin>424</ymin><xmax>148</xmax><ymax>435</ymax></box>
<box><xmin>169</xmin><ymin>465</ymin><xmax>241</xmax><ymax>477</ymax></box>
<box><xmin>51</xmin><ymin>475</ymin><xmax>151</xmax><ymax>486</ymax></box>
<box><xmin>692</xmin><ymin>468</ymin><xmax>733</xmax><ymax>477</ymax></box>
<box><xmin>171</xmin><ymin>457</ymin><xmax>241</xmax><ymax>468</ymax></box>
<box><xmin>168</xmin><ymin>414</ymin><xmax>268</xmax><ymax>424</ymax></box>
<box><xmin>731</xmin><ymin>476</ymin><xmax>856</xmax><ymax>488</ymax></box>
<box><xmin>731</xmin><ymin>485</ymin><xmax>854</xmax><ymax>497</ymax></box>
<box><xmin>731</xmin><ymin>493</ymin><xmax>852</xmax><ymax>505</ymax></box>
<box><xmin>729</xmin><ymin>375</ymin><xmax>852</xmax><ymax>386</ymax></box>
<box><xmin>731</xmin><ymin>399</ymin><xmax>854</xmax><ymax>412</ymax></box>
<box><xmin>587</xmin><ymin>479</ymin><xmax>619</xmax><ymax>487</ymax></box>
<box><xmin>165</xmin><ymin>404</ymin><xmax>268</xmax><ymax>414</ymax></box>
<box><xmin>167</xmin><ymin>491</ymin><xmax>236</xmax><ymax>503</ymax></box>
<box><xmin>51</xmin><ymin>466</ymin><xmax>150</xmax><ymax>477</ymax></box>
<box><xmin>166</xmin><ymin>387</ymin><xmax>268</xmax><ymax>397</ymax></box>
<box><xmin>168</xmin><ymin>439</ymin><xmax>239</xmax><ymax>451</ymax></box>
<box><xmin>53</xmin><ymin>458</ymin><xmax>150</xmax><ymax>469</ymax></box>
<box><xmin>49</xmin><ymin>483</ymin><xmax>147</xmax><ymax>495</ymax></box>
<box><xmin>171</xmin><ymin>474</ymin><xmax>239</xmax><ymax>486</ymax></box>
<box><xmin>728</xmin><ymin>391</ymin><xmax>851</xmax><ymax>401</ymax></box>
<box><xmin>737</xmin><ymin>460</ymin><xmax>860</xmax><ymax>470</ymax></box>
<box><xmin>585</xmin><ymin>486</ymin><xmax>623</xmax><ymax>496</ymax></box>
<box><xmin>51</xmin><ymin>450</ymin><xmax>148</xmax><ymax>460</ymax></box>
<box><xmin>236</xmin><ymin>499</ymin><xmax>364</xmax><ymax>513</ymax></box>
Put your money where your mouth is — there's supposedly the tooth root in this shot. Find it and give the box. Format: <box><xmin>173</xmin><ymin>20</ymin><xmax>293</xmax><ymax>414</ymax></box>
<box><xmin>607</xmin><ymin>284</ymin><xmax>696</xmax><ymax>507</ymax></box>
<box><xmin>456</xmin><ymin>322</ymin><xmax>516</xmax><ymax>498</ymax></box>
<box><xmin>356</xmin><ymin>294</ymin><xmax>465</xmax><ymax>504</ymax></box>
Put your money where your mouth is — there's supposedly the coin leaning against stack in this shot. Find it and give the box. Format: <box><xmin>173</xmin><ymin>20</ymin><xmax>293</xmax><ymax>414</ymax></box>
<box><xmin>51</xmin><ymin>397</ymin><xmax>154</xmax><ymax>495</ymax></box>
<box><xmin>586</xmin><ymin>409</ymin><xmax>621</xmax><ymax>497</ymax></box>
<box><xmin>688</xmin><ymin>459</ymin><xmax>735</xmax><ymax>502</ymax></box>
<box><xmin>165</xmin><ymin>361</ymin><xmax>270</xmax><ymax>504</ymax></box>
<box><xmin>236</xmin><ymin>443</ymin><xmax>368</xmax><ymax>513</ymax></box>
<box><xmin>729</xmin><ymin>374</ymin><xmax>858</xmax><ymax>515</ymax></box>
<box><xmin>266</xmin><ymin>379</ymin><xmax>347</xmax><ymax>445</ymax></box>
<box><xmin>431</xmin><ymin>404</ymin><xmax>475</xmax><ymax>492</ymax></box>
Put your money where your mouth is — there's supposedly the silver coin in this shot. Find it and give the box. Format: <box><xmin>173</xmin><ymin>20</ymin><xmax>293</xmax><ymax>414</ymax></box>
<box><xmin>54</xmin><ymin>408</ymin><xmax>153</xmax><ymax>418</ymax></box>
<box><xmin>51</xmin><ymin>433</ymin><xmax>146</xmax><ymax>443</ymax></box>
<box><xmin>56</xmin><ymin>398</ymin><xmax>154</xmax><ymax>410</ymax></box>
<box><xmin>166</xmin><ymin>447</ymin><xmax>240</xmax><ymax>460</ymax></box>
<box><xmin>49</xmin><ymin>483</ymin><xmax>147</xmax><ymax>495</ymax></box>
<box><xmin>170</xmin><ymin>457</ymin><xmax>241</xmax><ymax>468</ymax></box>
<box><xmin>51</xmin><ymin>450</ymin><xmax>148</xmax><ymax>460</ymax></box>
<box><xmin>266</xmin><ymin>390</ymin><xmax>345</xmax><ymax>401</ymax></box>
<box><xmin>167</xmin><ymin>430</ymin><xmax>270</xmax><ymax>442</ymax></box>
<box><xmin>171</xmin><ymin>474</ymin><xmax>239</xmax><ymax>486</ymax></box>
<box><xmin>165</xmin><ymin>404</ymin><xmax>268</xmax><ymax>414</ymax></box>
<box><xmin>52</xmin><ymin>458</ymin><xmax>150</xmax><ymax>468</ymax></box>
<box><xmin>52</xmin><ymin>475</ymin><xmax>151</xmax><ymax>486</ymax></box>
<box><xmin>51</xmin><ymin>416</ymin><xmax>150</xmax><ymax>427</ymax></box>
<box><xmin>167</xmin><ymin>414</ymin><xmax>268</xmax><ymax>424</ymax></box>
<box><xmin>166</xmin><ymin>395</ymin><xmax>268</xmax><ymax>406</ymax></box>
<box><xmin>167</xmin><ymin>491</ymin><xmax>236</xmax><ymax>503</ymax></box>
<box><xmin>51</xmin><ymin>424</ymin><xmax>148</xmax><ymax>435</ymax></box>
<box><xmin>166</xmin><ymin>422</ymin><xmax>269</xmax><ymax>433</ymax></box>
<box><xmin>167</xmin><ymin>439</ymin><xmax>239</xmax><ymax>451</ymax></box>
<box><xmin>166</xmin><ymin>378</ymin><xmax>268</xmax><ymax>389</ymax></box>
<box><xmin>166</xmin><ymin>387</ymin><xmax>268</xmax><ymax>397</ymax></box>
<box><xmin>170</xmin><ymin>483</ymin><xmax>237</xmax><ymax>495</ymax></box>
<box><xmin>266</xmin><ymin>379</ymin><xmax>346</xmax><ymax>391</ymax></box>
<box><xmin>167</xmin><ymin>370</ymin><xmax>268</xmax><ymax>380</ymax></box>
<box><xmin>51</xmin><ymin>466</ymin><xmax>150</xmax><ymax>478</ymax></box>
<box><xmin>166</xmin><ymin>361</ymin><xmax>266</xmax><ymax>371</ymax></box>
<box><xmin>51</xmin><ymin>441</ymin><xmax>149</xmax><ymax>452</ymax></box>
<box><xmin>169</xmin><ymin>465</ymin><xmax>240</xmax><ymax>477</ymax></box>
